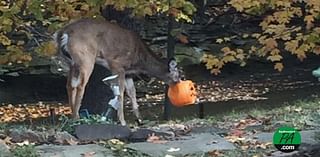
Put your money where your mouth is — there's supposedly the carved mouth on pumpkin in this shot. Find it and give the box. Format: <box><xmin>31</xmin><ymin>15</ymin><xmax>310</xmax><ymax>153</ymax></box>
<box><xmin>168</xmin><ymin>80</ymin><xmax>197</xmax><ymax>107</ymax></box>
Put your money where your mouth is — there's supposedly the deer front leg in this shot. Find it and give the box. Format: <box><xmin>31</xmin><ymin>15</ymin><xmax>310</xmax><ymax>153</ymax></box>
<box><xmin>125</xmin><ymin>78</ymin><xmax>142</xmax><ymax>124</ymax></box>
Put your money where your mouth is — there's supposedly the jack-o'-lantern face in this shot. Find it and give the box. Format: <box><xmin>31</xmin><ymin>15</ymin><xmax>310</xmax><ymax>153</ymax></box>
<box><xmin>168</xmin><ymin>80</ymin><xmax>197</xmax><ymax>107</ymax></box>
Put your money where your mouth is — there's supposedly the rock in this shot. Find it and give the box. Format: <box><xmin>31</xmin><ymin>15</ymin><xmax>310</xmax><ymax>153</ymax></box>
<box><xmin>270</xmin><ymin>151</ymin><xmax>299</xmax><ymax>157</ymax></box>
<box><xmin>270</xmin><ymin>144</ymin><xmax>320</xmax><ymax>157</ymax></box>
<box><xmin>293</xmin><ymin>144</ymin><xmax>320</xmax><ymax>157</ymax></box>
<box><xmin>36</xmin><ymin>144</ymin><xmax>113</xmax><ymax>157</ymax></box>
<box><xmin>49</xmin><ymin>131</ymin><xmax>78</xmax><ymax>145</ymax></box>
<box><xmin>75</xmin><ymin>124</ymin><xmax>131</xmax><ymax>141</ymax></box>
<box><xmin>127</xmin><ymin>133</ymin><xmax>235</xmax><ymax>156</ymax></box>
<box><xmin>191</xmin><ymin>126</ymin><xmax>227</xmax><ymax>135</ymax></box>
<box><xmin>129</xmin><ymin>128</ymin><xmax>171</xmax><ymax>142</ymax></box>
<box><xmin>0</xmin><ymin>140</ymin><xmax>11</xmax><ymax>157</ymax></box>
<box><xmin>9</xmin><ymin>129</ymin><xmax>47</xmax><ymax>143</ymax></box>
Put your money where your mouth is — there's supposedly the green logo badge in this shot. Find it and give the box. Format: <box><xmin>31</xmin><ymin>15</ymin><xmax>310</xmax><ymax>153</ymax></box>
<box><xmin>273</xmin><ymin>126</ymin><xmax>301</xmax><ymax>152</ymax></box>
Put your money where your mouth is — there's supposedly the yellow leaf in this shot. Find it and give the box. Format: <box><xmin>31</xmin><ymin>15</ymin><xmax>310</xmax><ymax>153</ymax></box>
<box><xmin>314</xmin><ymin>27</ymin><xmax>320</xmax><ymax>34</ymax></box>
<box><xmin>80</xmin><ymin>4</ymin><xmax>90</xmax><ymax>11</ymax></box>
<box><xmin>177</xmin><ymin>34</ymin><xmax>189</xmax><ymax>44</ymax></box>
<box><xmin>205</xmin><ymin>58</ymin><xmax>219</xmax><ymax>69</ymax></box>
<box><xmin>210</xmin><ymin>68</ymin><xmax>221</xmax><ymax>75</ymax></box>
<box><xmin>251</xmin><ymin>33</ymin><xmax>261</xmax><ymax>38</ymax></box>
<box><xmin>230</xmin><ymin>3</ymin><xmax>244</xmax><ymax>12</ymax></box>
<box><xmin>270</xmin><ymin>48</ymin><xmax>280</xmax><ymax>55</ymax></box>
<box><xmin>236</xmin><ymin>48</ymin><xmax>244</xmax><ymax>54</ymax></box>
<box><xmin>250</xmin><ymin>46</ymin><xmax>257</xmax><ymax>53</ymax></box>
<box><xmin>285</xmin><ymin>40</ymin><xmax>298</xmax><ymax>52</ymax></box>
<box><xmin>236</xmin><ymin>53</ymin><xmax>245</xmax><ymax>60</ymax></box>
<box><xmin>274</xmin><ymin>62</ymin><xmax>283</xmax><ymax>72</ymax></box>
<box><xmin>240</xmin><ymin>61</ymin><xmax>246</xmax><ymax>67</ymax></box>
<box><xmin>260</xmin><ymin>16</ymin><xmax>274</xmax><ymax>30</ymax></box>
<box><xmin>221</xmin><ymin>47</ymin><xmax>231</xmax><ymax>53</ymax></box>
<box><xmin>222</xmin><ymin>55</ymin><xmax>236</xmax><ymax>63</ymax></box>
<box><xmin>216</xmin><ymin>61</ymin><xmax>225</xmax><ymax>69</ymax></box>
<box><xmin>267</xmin><ymin>54</ymin><xmax>282</xmax><ymax>62</ymax></box>
<box><xmin>0</xmin><ymin>33</ymin><xmax>11</xmax><ymax>46</ymax></box>
<box><xmin>304</xmin><ymin>15</ymin><xmax>314</xmax><ymax>30</ymax></box>
<box><xmin>313</xmin><ymin>46</ymin><xmax>320</xmax><ymax>55</ymax></box>
<box><xmin>265</xmin><ymin>38</ymin><xmax>278</xmax><ymax>50</ymax></box>
<box><xmin>216</xmin><ymin>38</ymin><xmax>224</xmax><ymax>44</ymax></box>
<box><xmin>297</xmin><ymin>51</ymin><xmax>306</xmax><ymax>61</ymax></box>
<box><xmin>242</xmin><ymin>33</ymin><xmax>249</xmax><ymax>38</ymax></box>
<box><xmin>223</xmin><ymin>37</ymin><xmax>231</xmax><ymax>42</ymax></box>
<box><xmin>304</xmin><ymin>15</ymin><xmax>314</xmax><ymax>24</ymax></box>
<box><xmin>17</xmin><ymin>41</ymin><xmax>25</xmax><ymax>46</ymax></box>
<box><xmin>273</xmin><ymin>11</ymin><xmax>290</xmax><ymax>24</ymax></box>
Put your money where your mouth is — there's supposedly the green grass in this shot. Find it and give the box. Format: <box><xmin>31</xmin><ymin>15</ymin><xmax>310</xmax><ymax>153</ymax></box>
<box><xmin>198</xmin><ymin>98</ymin><xmax>320</xmax><ymax>130</ymax></box>
<box><xmin>11</xmin><ymin>145</ymin><xmax>39</xmax><ymax>157</ymax></box>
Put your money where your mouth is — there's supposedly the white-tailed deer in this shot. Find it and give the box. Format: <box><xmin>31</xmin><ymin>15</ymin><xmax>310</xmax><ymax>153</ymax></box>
<box><xmin>54</xmin><ymin>18</ymin><xmax>180</xmax><ymax>125</ymax></box>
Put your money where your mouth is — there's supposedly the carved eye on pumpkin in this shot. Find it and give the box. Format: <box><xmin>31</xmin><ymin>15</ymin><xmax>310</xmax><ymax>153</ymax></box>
<box><xmin>168</xmin><ymin>80</ymin><xmax>197</xmax><ymax>107</ymax></box>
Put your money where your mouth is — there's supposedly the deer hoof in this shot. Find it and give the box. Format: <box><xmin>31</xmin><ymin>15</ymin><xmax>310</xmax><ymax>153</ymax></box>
<box><xmin>120</xmin><ymin>120</ymin><xmax>127</xmax><ymax>126</ymax></box>
<box><xmin>72</xmin><ymin>113</ymin><xmax>80</xmax><ymax>119</ymax></box>
<box><xmin>135</xmin><ymin>118</ymin><xmax>143</xmax><ymax>126</ymax></box>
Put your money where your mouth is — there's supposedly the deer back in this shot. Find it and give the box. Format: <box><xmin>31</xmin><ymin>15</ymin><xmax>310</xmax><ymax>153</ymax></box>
<box><xmin>55</xmin><ymin>18</ymin><xmax>180</xmax><ymax>84</ymax></box>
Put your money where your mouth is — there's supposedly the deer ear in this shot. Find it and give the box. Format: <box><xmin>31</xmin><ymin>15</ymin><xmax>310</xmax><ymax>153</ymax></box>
<box><xmin>168</xmin><ymin>58</ymin><xmax>178</xmax><ymax>72</ymax></box>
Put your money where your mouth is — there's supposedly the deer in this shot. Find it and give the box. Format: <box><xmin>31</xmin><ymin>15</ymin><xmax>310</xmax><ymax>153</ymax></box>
<box><xmin>54</xmin><ymin>18</ymin><xmax>180</xmax><ymax>125</ymax></box>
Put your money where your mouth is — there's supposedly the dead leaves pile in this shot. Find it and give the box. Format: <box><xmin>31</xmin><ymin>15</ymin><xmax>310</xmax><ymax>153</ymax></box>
<box><xmin>224</xmin><ymin>115</ymin><xmax>273</xmax><ymax>152</ymax></box>
<box><xmin>0</xmin><ymin>102</ymin><xmax>72</xmax><ymax>122</ymax></box>
<box><xmin>146</xmin><ymin>133</ymin><xmax>167</xmax><ymax>144</ymax></box>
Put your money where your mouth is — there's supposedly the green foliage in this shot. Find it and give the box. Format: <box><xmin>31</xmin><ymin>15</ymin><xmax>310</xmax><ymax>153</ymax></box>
<box><xmin>11</xmin><ymin>145</ymin><xmax>39</xmax><ymax>157</ymax></box>
<box><xmin>58</xmin><ymin>114</ymin><xmax>115</xmax><ymax>134</ymax></box>
<box><xmin>0</xmin><ymin>0</ymin><xmax>196</xmax><ymax>66</ymax></box>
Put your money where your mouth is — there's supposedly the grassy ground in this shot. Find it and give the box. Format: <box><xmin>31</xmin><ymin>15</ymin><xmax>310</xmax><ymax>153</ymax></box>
<box><xmin>1</xmin><ymin>97</ymin><xmax>320</xmax><ymax>157</ymax></box>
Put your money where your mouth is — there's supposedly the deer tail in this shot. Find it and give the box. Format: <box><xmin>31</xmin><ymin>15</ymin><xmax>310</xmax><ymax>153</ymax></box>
<box><xmin>54</xmin><ymin>31</ymin><xmax>81</xmax><ymax>87</ymax></box>
<box><xmin>54</xmin><ymin>31</ymin><xmax>73</xmax><ymax>65</ymax></box>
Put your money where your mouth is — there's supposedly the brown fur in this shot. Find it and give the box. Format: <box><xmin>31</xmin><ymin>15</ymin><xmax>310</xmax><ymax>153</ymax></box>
<box><xmin>55</xmin><ymin>18</ymin><xmax>179</xmax><ymax>125</ymax></box>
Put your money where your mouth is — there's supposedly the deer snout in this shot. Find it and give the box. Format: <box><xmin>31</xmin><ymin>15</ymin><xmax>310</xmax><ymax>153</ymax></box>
<box><xmin>166</xmin><ymin>72</ymin><xmax>181</xmax><ymax>85</ymax></box>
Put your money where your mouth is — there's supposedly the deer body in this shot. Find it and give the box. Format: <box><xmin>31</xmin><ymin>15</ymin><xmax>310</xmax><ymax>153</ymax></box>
<box><xmin>55</xmin><ymin>18</ymin><xmax>179</xmax><ymax>125</ymax></box>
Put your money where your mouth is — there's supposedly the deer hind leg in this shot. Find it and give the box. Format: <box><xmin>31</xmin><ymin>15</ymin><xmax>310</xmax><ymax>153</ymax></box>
<box><xmin>125</xmin><ymin>78</ymin><xmax>142</xmax><ymax>124</ymax></box>
<box><xmin>67</xmin><ymin>63</ymin><xmax>94</xmax><ymax>119</ymax></box>
<box><xmin>67</xmin><ymin>67</ymin><xmax>77</xmax><ymax>117</ymax></box>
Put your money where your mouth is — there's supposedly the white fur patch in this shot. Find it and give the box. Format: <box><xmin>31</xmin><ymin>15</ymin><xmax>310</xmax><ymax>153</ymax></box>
<box><xmin>71</xmin><ymin>75</ymin><xmax>80</xmax><ymax>88</ymax></box>
<box><xmin>61</xmin><ymin>33</ymin><xmax>69</xmax><ymax>52</ymax></box>
<box><xmin>53</xmin><ymin>32</ymin><xmax>58</xmax><ymax>42</ymax></box>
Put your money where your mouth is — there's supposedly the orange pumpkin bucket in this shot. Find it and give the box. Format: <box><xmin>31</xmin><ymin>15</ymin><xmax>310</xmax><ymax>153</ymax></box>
<box><xmin>168</xmin><ymin>80</ymin><xmax>197</xmax><ymax>107</ymax></box>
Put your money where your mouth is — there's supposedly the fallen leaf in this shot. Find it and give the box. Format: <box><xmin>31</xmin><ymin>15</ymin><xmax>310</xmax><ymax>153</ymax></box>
<box><xmin>0</xmin><ymin>139</ymin><xmax>10</xmax><ymax>150</ymax></box>
<box><xmin>3</xmin><ymin>136</ymin><xmax>12</xmax><ymax>145</ymax></box>
<box><xmin>216</xmin><ymin>38</ymin><xmax>224</xmax><ymax>43</ymax></box>
<box><xmin>167</xmin><ymin>147</ymin><xmax>180</xmax><ymax>152</ymax></box>
<box><xmin>207</xmin><ymin>150</ymin><xmax>223</xmax><ymax>157</ymax></box>
<box><xmin>16</xmin><ymin>140</ymin><xmax>35</xmax><ymax>146</ymax></box>
<box><xmin>229</xmin><ymin>129</ymin><xmax>244</xmax><ymax>137</ymax></box>
<box><xmin>177</xmin><ymin>34</ymin><xmax>189</xmax><ymax>44</ymax></box>
<box><xmin>241</xmin><ymin>145</ymin><xmax>249</xmax><ymax>150</ymax></box>
<box><xmin>147</xmin><ymin>133</ymin><xmax>167</xmax><ymax>144</ymax></box>
<box><xmin>81</xmin><ymin>152</ymin><xmax>96</xmax><ymax>157</ymax></box>
<box><xmin>65</xmin><ymin>138</ymin><xmax>78</xmax><ymax>146</ymax></box>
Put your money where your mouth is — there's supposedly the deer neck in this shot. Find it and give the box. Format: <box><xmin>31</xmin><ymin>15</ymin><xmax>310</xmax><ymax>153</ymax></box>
<box><xmin>136</xmin><ymin>44</ymin><xmax>168</xmax><ymax>80</ymax></box>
